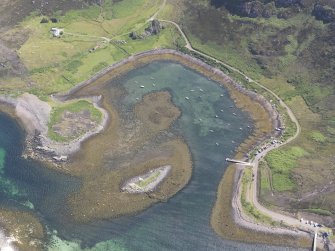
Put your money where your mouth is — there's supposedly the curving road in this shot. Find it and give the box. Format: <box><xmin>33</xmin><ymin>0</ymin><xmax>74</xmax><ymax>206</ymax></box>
<box><xmin>158</xmin><ymin>19</ymin><xmax>331</xmax><ymax>236</ymax></box>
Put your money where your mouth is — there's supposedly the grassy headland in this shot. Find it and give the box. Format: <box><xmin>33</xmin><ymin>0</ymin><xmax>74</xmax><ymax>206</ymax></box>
<box><xmin>48</xmin><ymin>100</ymin><xmax>102</xmax><ymax>142</ymax></box>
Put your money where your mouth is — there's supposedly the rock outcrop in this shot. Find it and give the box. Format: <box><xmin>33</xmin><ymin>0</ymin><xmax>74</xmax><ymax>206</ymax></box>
<box><xmin>211</xmin><ymin>0</ymin><xmax>304</xmax><ymax>18</ymax></box>
<box><xmin>274</xmin><ymin>0</ymin><xmax>302</xmax><ymax>8</ymax></box>
<box><xmin>145</xmin><ymin>19</ymin><xmax>162</xmax><ymax>35</ymax></box>
<box><xmin>238</xmin><ymin>1</ymin><xmax>265</xmax><ymax>18</ymax></box>
<box><xmin>312</xmin><ymin>4</ymin><xmax>335</xmax><ymax>23</ymax></box>
<box><xmin>129</xmin><ymin>20</ymin><xmax>163</xmax><ymax>40</ymax></box>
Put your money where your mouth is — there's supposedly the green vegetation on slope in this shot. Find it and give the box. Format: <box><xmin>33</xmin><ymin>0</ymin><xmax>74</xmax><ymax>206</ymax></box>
<box><xmin>265</xmin><ymin>147</ymin><xmax>307</xmax><ymax>192</ymax></box>
<box><xmin>310</xmin><ymin>130</ymin><xmax>327</xmax><ymax>143</ymax></box>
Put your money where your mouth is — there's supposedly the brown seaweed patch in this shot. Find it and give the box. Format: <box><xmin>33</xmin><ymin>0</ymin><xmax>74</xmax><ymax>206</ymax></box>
<box><xmin>135</xmin><ymin>91</ymin><xmax>181</xmax><ymax>132</ymax></box>
<box><xmin>67</xmin><ymin>139</ymin><xmax>192</xmax><ymax>222</ymax></box>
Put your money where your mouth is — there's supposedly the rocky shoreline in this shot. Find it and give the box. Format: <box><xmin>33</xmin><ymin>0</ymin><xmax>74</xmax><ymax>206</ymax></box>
<box><xmin>0</xmin><ymin>93</ymin><xmax>109</xmax><ymax>167</ymax></box>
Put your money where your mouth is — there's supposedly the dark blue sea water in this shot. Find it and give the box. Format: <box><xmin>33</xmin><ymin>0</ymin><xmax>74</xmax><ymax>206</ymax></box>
<box><xmin>0</xmin><ymin>62</ymin><xmax>306</xmax><ymax>250</ymax></box>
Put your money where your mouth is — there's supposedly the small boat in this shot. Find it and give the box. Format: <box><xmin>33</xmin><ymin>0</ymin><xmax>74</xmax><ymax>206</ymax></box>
<box><xmin>220</xmin><ymin>94</ymin><xmax>224</xmax><ymax>97</ymax></box>
<box><xmin>190</xmin><ymin>89</ymin><xmax>195</xmax><ymax>92</ymax></box>
<box><xmin>185</xmin><ymin>97</ymin><xmax>189</xmax><ymax>100</ymax></box>
<box><xmin>215</xmin><ymin>115</ymin><xmax>219</xmax><ymax>118</ymax></box>
<box><xmin>199</xmin><ymin>88</ymin><xmax>204</xmax><ymax>92</ymax></box>
<box><xmin>220</xmin><ymin>109</ymin><xmax>224</xmax><ymax>112</ymax></box>
<box><xmin>140</xmin><ymin>85</ymin><xmax>145</xmax><ymax>88</ymax></box>
<box><xmin>233</xmin><ymin>113</ymin><xmax>237</xmax><ymax>116</ymax></box>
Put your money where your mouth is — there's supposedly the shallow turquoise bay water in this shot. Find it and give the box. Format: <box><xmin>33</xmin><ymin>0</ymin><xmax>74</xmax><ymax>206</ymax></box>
<box><xmin>0</xmin><ymin>62</ymin><xmax>306</xmax><ymax>250</ymax></box>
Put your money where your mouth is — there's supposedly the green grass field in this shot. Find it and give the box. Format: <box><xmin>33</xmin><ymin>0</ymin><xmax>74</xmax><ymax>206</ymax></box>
<box><xmin>11</xmin><ymin>0</ymin><xmax>181</xmax><ymax>100</ymax></box>
<box><xmin>259</xmin><ymin>161</ymin><xmax>271</xmax><ymax>197</ymax></box>
<box><xmin>265</xmin><ymin>146</ymin><xmax>307</xmax><ymax>192</ymax></box>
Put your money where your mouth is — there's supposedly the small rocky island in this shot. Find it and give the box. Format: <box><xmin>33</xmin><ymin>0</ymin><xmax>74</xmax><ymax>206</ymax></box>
<box><xmin>121</xmin><ymin>165</ymin><xmax>172</xmax><ymax>193</ymax></box>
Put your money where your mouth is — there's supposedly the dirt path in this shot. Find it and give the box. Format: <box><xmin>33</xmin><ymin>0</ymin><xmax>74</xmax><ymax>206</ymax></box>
<box><xmin>148</xmin><ymin>0</ymin><xmax>166</xmax><ymax>22</ymax></box>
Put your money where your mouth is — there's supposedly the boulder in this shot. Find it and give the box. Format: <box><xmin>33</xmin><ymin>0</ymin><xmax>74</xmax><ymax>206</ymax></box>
<box><xmin>50</xmin><ymin>17</ymin><xmax>59</xmax><ymax>23</ymax></box>
<box><xmin>129</xmin><ymin>31</ymin><xmax>138</xmax><ymax>40</ymax></box>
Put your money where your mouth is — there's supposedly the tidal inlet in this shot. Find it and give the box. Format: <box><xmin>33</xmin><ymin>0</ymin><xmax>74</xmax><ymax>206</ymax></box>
<box><xmin>0</xmin><ymin>61</ymin><xmax>296</xmax><ymax>251</ymax></box>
